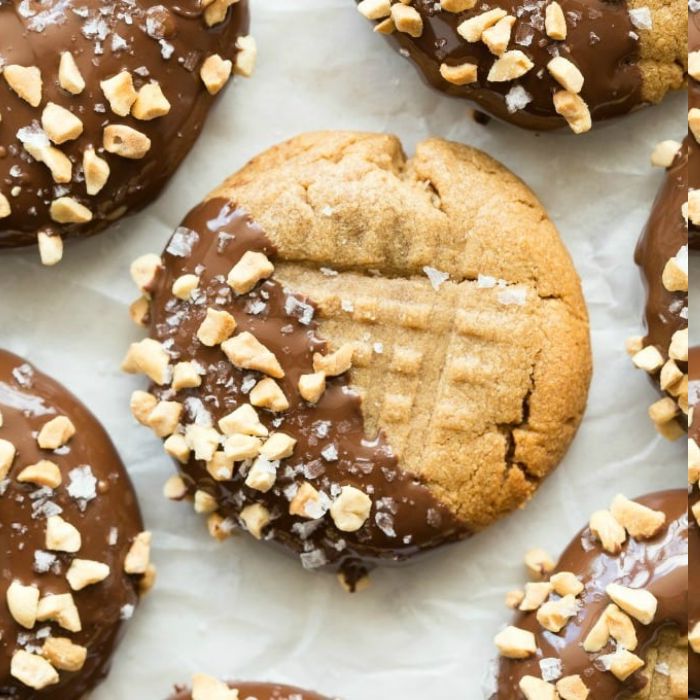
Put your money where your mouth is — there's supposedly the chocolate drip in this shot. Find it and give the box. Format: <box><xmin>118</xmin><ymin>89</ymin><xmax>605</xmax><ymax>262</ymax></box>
<box><xmin>0</xmin><ymin>350</ymin><xmax>144</xmax><ymax>699</ymax></box>
<box><xmin>691</xmin><ymin>10</ymin><xmax>700</xmax><ymax>248</ymax></box>
<box><xmin>146</xmin><ymin>198</ymin><xmax>468</xmax><ymax>586</ymax></box>
<box><xmin>634</xmin><ymin>143</ymin><xmax>688</xmax><ymax>396</ymax></box>
<box><xmin>361</xmin><ymin>0</ymin><xmax>643</xmax><ymax>131</ymax></box>
<box><xmin>494</xmin><ymin>490</ymin><xmax>688</xmax><ymax>698</ymax></box>
<box><xmin>0</xmin><ymin>0</ymin><xmax>249</xmax><ymax>248</ymax></box>
<box><xmin>169</xmin><ymin>681</ymin><xmax>331</xmax><ymax>700</ymax></box>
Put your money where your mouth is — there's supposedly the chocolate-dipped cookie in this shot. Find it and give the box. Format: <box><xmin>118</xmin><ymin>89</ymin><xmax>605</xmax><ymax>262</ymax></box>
<box><xmin>169</xmin><ymin>674</ymin><xmax>333</xmax><ymax>700</ymax></box>
<box><xmin>492</xmin><ymin>491</ymin><xmax>688</xmax><ymax>699</ymax></box>
<box><xmin>628</xmin><ymin>139</ymin><xmax>688</xmax><ymax>440</ymax></box>
<box><xmin>0</xmin><ymin>0</ymin><xmax>255</xmax><ymax>265</ymax></box>
<box><xmin>355</xmin><ymin>0</ymin><xmax>685</xmax><ymax>133</ymax></box>
<box><xmin>122</xmin><ymin>131</ymin><xmax>591</xmax><ymax>588</ymax></box>
<box><xmin>689</xmin><ymin>7</ymin><xmax>700</xmax><ymax>248</ymax></box>
<box><xmin>0</xmin><ymin>349</ymin><xmax>152</xmax><ymax>697</ymax></box>
<box><xmin>689</xmin><ymin>347</ymin><xmax>700</xmax><ymax>696</ymax></box>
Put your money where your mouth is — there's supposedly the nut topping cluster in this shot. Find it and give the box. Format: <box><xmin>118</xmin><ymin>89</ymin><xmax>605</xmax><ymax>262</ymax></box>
<box><xmin>0</xmin><ymin>355</ymin><xmax>151</xmax><ymax>694</ymax></box>
<box><xmin>356</xmin><ymin>0</ymin><xmax>649</xmax><ymax>133</ymax></box>
<box><xmin>628</xmin><ymin>139</ymin><xmax>688</xmax><ymax>440</ymax></box>
<box><xmin>0</xmin><ymin>0</ymin><xmax>255</xmax><ymax>262</ymax></box>
<box><xmin>492</xmin><ymin>493</ymin><xmax>687</xmax><ymax>699</ymax></box>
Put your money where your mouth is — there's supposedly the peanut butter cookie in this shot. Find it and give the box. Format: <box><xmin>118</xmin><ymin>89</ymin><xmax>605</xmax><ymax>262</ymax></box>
<box><xmin>492</xmin><ymin>490</ymin><xmax>688</xmax><ymax>699</ymax></box>
<box><xmin>628</xmin><ymin>140</ymin><xmax>687</xmax><ymax>440</ymax></box>
<box><xmin>0</xmin><ymin>0</ymin><xmax>255</xmax><ymax>265</ymax></box>
<box><xmin>0</xmin><ymin>350</ymin><xmax>151</xmax><ymax>698</ymax></box>
<box><xmin>123</xmin><ymin>131</ymin><xmax>591</xmax><ymax>588</ymax></box>
<box><xmin>355</xmin><ymin>0</ymin><xmax>685</xmax><ymax>133</ymax></box>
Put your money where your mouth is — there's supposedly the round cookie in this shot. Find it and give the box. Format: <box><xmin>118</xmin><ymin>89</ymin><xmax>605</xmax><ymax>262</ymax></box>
<box><xmin>690</xmin><ymin>7</ymin><xmax>700</xmax><ymax>248</ymax></box>
<box><xmin>689</xmin><ymin>347</ymin><xmax>700</xmax><ymax>696</ymax></box>
<box><xmin>169</xmin><ymin>674</ymin><xmax>333</xmax><ymax>700</ymax></box>
<box><xmin>354</xmin><ymin>0</ymin><xmax>685</xmax><ymax>133</ymax></box>
<box><xmin>0</xmin><ymin>0</ymin><xmax>254</xmax><ymax>265</ymax></box>
<box><xmin>123</xmin><ymin>131</ymin><xmax>591</xmax><ymax>588</ymax></box>
<box><xmin>0</xmin><ymin>350</ymin><xmax>151</xmax><ymax>697</ymax></box>
<box><xmin>492</xmin><ymin>490</ymin><xmax>688</xmax><ymax>699</ymax></box>
<box><xmin>629</xmin><ymin>139</ymin><xmax>688</xmax><ymax>440</ymax></box>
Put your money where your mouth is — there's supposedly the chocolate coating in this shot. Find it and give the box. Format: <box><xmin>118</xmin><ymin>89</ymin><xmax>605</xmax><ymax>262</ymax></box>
<box><xmin>0</xmin><ymin>0</ymin><xmax>249</xmax><ymax>249</ymax></box>
<box><xmin>169</xmin><ymin>681</ymin><xmax>332</xmax><ymax>700</ymax></box>
<box><xmin>359</xmin><ymin>0</ymin><xmax>643</xmax><ymax>131</ymax></box>
<box><xmin>494</xmin><ymin>490</ymin><xmax>688</xmax><ymax>697</ymax></box>
<box><xmin>0</xmin><ymin>350</ymin><xmax>144</xmax><ymax>698</ymax></box>
<box><xmin>634</xmin><ymin>140</ymin><xmax>688</xmax><ymax>402</ymax></box>
<box><xmin>690</xmin><ymin>347</ymin><xmax>700</xmax><ymax>695</ymax></box>
<box><xmin>144</xmin><ymin>199</ymin><xmax>467</xmax><ymax>586</ymax></box>
<box><xmin>691</xmin><ymin>9</ymin><xmax>700</xmax><ymax>249</ymax></box>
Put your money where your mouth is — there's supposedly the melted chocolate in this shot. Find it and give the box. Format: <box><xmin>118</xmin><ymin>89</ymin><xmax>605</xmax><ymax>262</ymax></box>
<box><xmin>145</xmin><ymin>198</ymin><xmax>468</xmax><ymax>586</ymax></box>
<box><xmin>0</xmin><ymin>0</ymin><xmax>249</xmax><ymax>249</ymax></box>
<box><xmin>169</xmin><ymin>681</ymin><xmax>331</xmax><ymax>700</ymax></box>
<box><xmin>634</xmin><ymin>142</ymin><xmax>688</xmax><ymax>398</ymax></box>
<box><xmin>690</xmin><ymin>347</ymin><xmax>700</xmax><ymax>694</ymax></box>
<box><xmin>691</xmin><ymin>9</ymin><xmax>700</xmax><ymax>248</ymax></box>
<box><xmin>493</xmin><ymin>491</ymin><xmax>688</xmax><ymax>698</ymax></box>
<box><xmin>0</xmin><ymin>350</ymin><xmax>144</xmax><ymax>698</ymax></box>
<box><xmin>360</xmin><ymin>0</ymin><xmax>643</xmax><ymax>131</ymax></box>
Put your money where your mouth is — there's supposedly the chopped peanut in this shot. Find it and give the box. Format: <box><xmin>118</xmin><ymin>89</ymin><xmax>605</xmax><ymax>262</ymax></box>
<box><xmin>124</xmin><ymin>531</ymin><xmax>152</xmax><ymax>575</ymax></box>
<box><xmin>494</xmin><ymin>626</ymin><xmax>536</xmax><ymax>659</ymax></box>
<box><xmin>37</xmin><ymin>416</ymin><xmax>76</xmax><ymax>450</ymax></box>
<box><xmin>100</xmin><ymin>71</ymin><xmax>137</xmax><ymax>116</ymax></box>
<box><xmin>103</xmin><ymin>124</ymin><xmax>152</xmax><ymax>159</ymax></box>
<box><xmin>197</xmin><ymin>308</ymin><xmax>237</xmax><ymax>346</ymax></box>
<box><xmin>250</xmin><ymin>377</ymin><xmax>289</xmax><ymax>412</ymax></box>
<box><xmin>3</xmin><ymin>65</ymin><xmax>43</xmax><ymax>106</ymax></box>
<box><xmin>17</xmin><ymin>461</ymin><xmax>62</xmax><ymax>489</ymax></box>
<box><xmin>589</xmin><ymin>509</ymin><xmax>626</xmax><ymax>554</ymax></box>
<box><xmin>227</xmin><ymin>251</ymin><xmax>274</xmax><ymax>294</ymax></box>
<box><xmin>200</xmin><ymin>54</ymin><xmax>233</xmax><ymax>95</ymax></box>
<box><xmin>42</xmin><ymin>638</ymin><xmax>87</xmax><ymax>673</ymax></box>
<box><xmin>10</xmin><ymin>651</ymin><xmax>59</xmax><ymax>691</ymax></box>
<box><xmin>46</xmin><ymin>515</ymin><xmax>81</xmax><ymax>553</ymax></box>
<box><xmin>41</xmin><ymin>102</ymin><xmax>83</xmax><ymax>144</ymax></box>
<box><xmin>59</xmin><ymin>52</ymin><xmax>85</xmax><ymax>95</ymax></box>
<box><xmin>6</xmin><ymin>581</ymin><xmax>40</xmax><ymax>629</ymax></box>
<box><xmin>66</xmin><ymin>559</ymin><xmax>111</xmax><ymax>591</ymax></box>
<box><xmin>330</xmin><ymin>485</ymin><xmax>372</xmax><ymax>532</ymax></box>
<box><xmin>609</xmin><ymin>494</ymin><xmax>665</xmax><ymax>539</ymax></box>
<box><xmin>240</xmin><ymin>503</ymin><xmax>271</xmax><ymax>539</ymax></box>
<box><xmin>132</xmin><ymin>82</ymin><xmax>171</xmax><ymax>120</ymax></box>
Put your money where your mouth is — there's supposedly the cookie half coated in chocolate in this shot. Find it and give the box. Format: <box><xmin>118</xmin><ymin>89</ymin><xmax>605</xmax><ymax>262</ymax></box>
<box><xmin>123</xmin><ymin>131</ymin><xmax>591</xmax><ymax>588</ymax></box>
<box><xmin>0</xmin><ymin>350</ymin><xmax>152</xmax><ymax>697</ymax></box>
<box><xmin>169</xmin><ymin>674</ymin><xmax>334</xmax><ymax>700</ymax></box>
<box><xmin>0</xmin><ymin>0</ymin><xmax>254</xmax><ymax>265</ymax></box>
<box><xmin>690</xmin><ymin>7</ymin><xmax>700</xmax><ymax>248</ymax></box>
<box><xmin>629</xmin><ymin>139</ymin><xmax>688</xmax><ymax>440</ymax></box>
<box><xmin>689</xmin><ymin>347</ymin><xmax>700</xmax><ymax>696</ymax></box>
<box><xmin>354</xmin><ymin>0</ymin><xmax>685</xmax><ymax>133</ymax></box>
<box><xmin>492</xmin><ymin>490</ymin><xmax>688</xmax><ymax>699</ymax></box>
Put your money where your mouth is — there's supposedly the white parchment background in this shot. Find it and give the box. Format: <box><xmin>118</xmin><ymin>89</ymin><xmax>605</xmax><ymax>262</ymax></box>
<box><xmin>0</xmin><ymin>1</ymin><xmax>689</xmax><ymax>698</ymax></box>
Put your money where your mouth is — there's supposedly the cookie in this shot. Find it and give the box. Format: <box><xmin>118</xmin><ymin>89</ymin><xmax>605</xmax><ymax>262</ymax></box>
<box><xmin>355</xmin><ymin>0</ymin><xmax>685</xmax><ymax>133</ymax></box>
<box><xmin>169</xmin><ymin>674</ymin><xmax>332</xmax><ymax>700</ymax></box>
<box><xmin>690</xmin><ymin>7</ymin><xmax>700</xmax><ymax>248</ymax></box>
<box><xmin>0</xmin><ymin>0</ymin><xmax>255</xmax><ymax>265</ymax></box>
<box><xmin>0</xmin><ymin>350</ymin><xmax>152</xmax><ymax>697</ymax></box>
<box><xmin>689</xmin><ymin>347</ymin><xmax>700</xmax><ymax>696</ymax></box>
<box><xmin>628</xmin><ymin>139</ymin><xmax>688</xmax><ymax>440</ymax></box>
<box><xmin>491</xmin><ymin>490</ymin><xmax>688</xmax><ymax>699</ymax></box>
<box><xmin>122</xmin><ymin>131</ymin><xmax>591</xmax><ymax>588</ymax></box>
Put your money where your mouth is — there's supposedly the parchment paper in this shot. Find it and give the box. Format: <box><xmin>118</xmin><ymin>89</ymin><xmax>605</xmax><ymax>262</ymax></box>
<box><xmin>0</xmin><ymin>1</ymin><xmax>688</xmax><ymax>698</ymax></box>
